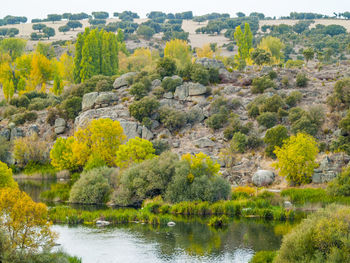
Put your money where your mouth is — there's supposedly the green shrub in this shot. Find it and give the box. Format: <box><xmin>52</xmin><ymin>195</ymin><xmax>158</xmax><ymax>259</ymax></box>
<box><xmin>156</xmin><ymin>57</ymin><xmax>177</xmax><ymax>78</ymax></box>
<box><xmin>267</xmin><ymin>70</ymin><xmax>277</xmax><ymax>80</ymax></box>
<box><xmin>248</xmin><ymin>105</ymin><xmax>260</xmax><ymax>118</ymax></box>
<box><xmin>250</xmin><ymin>251</ymin><xmax>276</xmax><ymax>263</ymax></box>
<box><xmin>296</xmin><ymin>73</ymin><xmax>308</xmax><ymax>87</ymax></box>
<box><xmin>152</xmin><ymin>86</ymin><xmax>165</xmax><ymax>98</ymax></box>
<box><xmin>223</xmin><ymin>117</ymin><xmax>250</xmax><ymax>140</ymax></box>
<box><xmin>23</xmin><ymin>91</ymin><xmax>48</xmax><ymax>100</ymax></box>
<box><xmin>159</xmin><ymin>106</ymin><xmax>186</xmax><ymax>131</ymax></box>
<box><xmin>208</xmin><ymin>67</ymin><xmax>220</xmax><ymax>83</ymax></box>
<box><xmin>274</xmin><ymin>205</ymin><xmax>350</xmax><ymax>263</ymax></box>
<box><xmin>291</xmin><ymin>115</ymin><xmax>318</xmax><ymax>136</ymax></box>
<box><xmin>69</xmin><ymin>167</ymin><xmax>114</xmax><ymax>204</ymax></box>
<box><xmin>327</xmin><ymin>78</ymin><xmax>350</xmax><ymax>109</ymax></box>
<box><xmin>251</xmin><ymin>76</ymin><xmax>276</xmax><ymax>94</ymax></box>
<box><xmin>161</xmin><ymin>77</ymin><xmax>182</xmax><ymax>92</ymax></box>
<box><xmin>113</xmin><ymin>152</ymin><xmax>179</xmax><ymax>206</ymax></box>
<box><xmin>285</xmin><ymin>91</ymin><xmax>303</xmax><ymax>107</ymax></box>
<box><xmin>264</xmin><ymin>125</ymin><xmax>289</xmax><ymax>158</ymax></box>
<box><xmin>257</xmin><ymin>112</ymin><xmax>278</xmax><ymax>128</ymax></box>
<box><xmin>152</xmin><ymin>140</ymin><xmax>170</xmax><ymax>155</ymax></box>
<box><xmin>10</xmin><ymin>95</ymin><xmax>30</xmax><ymax>108</ymax></box>
<box><xmin>96</xmin><ymin>79</ymin><xmax>113</xmax><ymax>92</ymax></box>
<box><xmin>327</xmin><ymin>167</ymin><xmax>350</xmax><ymax>197</ymax></box>
<box><xmin>12</xmin><ymin>111</ymin><xmax>38</xmax><ymax>125</ymax></box>
<box><xmin>130</xmin><ymin>82</ymin><xmax>151</xmax><ymax>100</ymax></box>
<box><xmin>129</xmin><ymin>96</ymin><xmax>160</xmax><ymax>122</ymax></box>
<box><xmin>208</xmin><ymin>215</ymin><xmax>228</xmax><ymax>228</ymax></box>
<box><xmin>285</xmin><ymin>60</ymin><xmax>304</xmax><ymax>69</ymax></box>
<box><xmin>206</xmin><ymin>107</ymin><xmax>228</xmax><ymax>130</ymax></box>
<box><xmin>190</xmin><ymin>64</ymin><xmax>210</xmax><ymax>85</ymax></box>
<box><xmin>230</xmin><ymin>132</ymin><xmax>248</xmax><ymax>153</ymax></box>
<box><xmin>259</xmin><ymin>95</ymin><xmax>285</xmax><ymax>113</ymax></box>
<box><xmin>60</xmin><ymin>96</ymin><xmax>82</xmax><ymax>120</ymax></box>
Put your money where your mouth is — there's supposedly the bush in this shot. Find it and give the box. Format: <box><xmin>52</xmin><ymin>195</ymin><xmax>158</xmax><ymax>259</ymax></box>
<box><xmin>230</xmin><ymin>132</ymin><xmax>248</xmax><ymax>153</ymax></box>
<box><xmin>60</xmin><ymin>96</ymin><xmax>82</xmax><ymax>120</ymax></box>
<box><xmin>13</xmin><ymin>134</ymin><xmax>49</xmax><ymax>168</ymax></box>
<box><xmin>206</xmin><ymin>107</ymin><xmax>228</xmax><ymax>130</ymax></box>
<box><xmin>12</xmin><ymin>111</ymin><xmax>38</xmax><ymax>125</ymax></box>
<box><xmin>273</xmin><ymin>133</ymin><xmax>318</xmax><ymax>185</ymax></box>
<box><xmin>296</xmin><ymin>73</ymin><xmax>308</xmax><ymax>87</ymax></box>
<box><xmin>251</xmin><ymin>76</ymin><xmax>276</xmax><ymax>94</ymax></box>
<box><xmin>69</xmin><ymin>167</ymin><xmax>114</xmax><ymax>204</ymax></box>
<box><xmin>259</xmin><ymin>95</ymin><xmax>285</xmax><ymax>113</ymax></box>
<box><xmin>285</xmin><ymin>91</ymin><xmax>302</xmax><ymax>107</ymax></box>
<box><xmin>161</xmin><ymin>77</ymin><xmax>182</xmax><ymax>92</ymax></box>
<box><xmin>113</xmin><ymin>152</ymin><xmax>179</xmax><ymax>206</ymax></box>
<box><xmin>10</xmin><ymin>95</ymin><xmax>30</xmax><ymax>108</ymax></box>
<box><xmin>274</xmin><ymin>205</ymin><xmax>350</xmax><ymax>263</ymax></box>
<box><xmin>249</xmin><ymin>251</ymin><xmax>276</xmax><ymax>263</ymax></box>
<box><xmin>257</xmin><ymin>112</ymin><xmax>278</xmax><ymax>128</ymax></box>
<box><xmin>327</xmin><ymin>167</ymin><xmax>350</xmax><ymax>197</ymax></box>
<box><xmin>156</xmin><ymin>57</ymin><xmax>177</xmax><ymax>78</ymax></box>
<box><xmin>327</xmin><ymin>78</ymin><xmax>350</xmax><ymax>109</ymax></box>
<box><xmin>129</xmin><ymin>96</ymin><xmax>160</xmax><ymax>122</ymax></box>
<box><xmin>152</xmin><ymin>140</ymin><xmax>170</xmax><ymax>155</ymax></box>
<box><xmin>291</xmin><ymin>115</ymin><xmax>318</xmax><ymax>136</ymax></box>
<box><xmin>96</xmin><ymin>79</ymin><xmax>113</xmax><ymax>92</ymax></box>
<box><xmin>264</xmin><ymin>125</ymin><xmax>289</xmax><ymax>158</ymax></box>
<box><xmin>190</xmin><ymin>64</ymin><xmax>210</xmax><ymax>85</ymax></box>
<box><xmin>159</xmin><ymin>106</ymin><xmax>187</xmax><ymax>131</ymax></box>
<box><xmin>165</xmin><ymin>153</ymin><xmax>230</xmax><ymax>203</ymax></box>
<box><xmin>130</xmin><ymin>82</ymin><xmax>151</xmax><ymax>100</ymax></box>
<box><xmin>0</xmin><ymin>136</ymin><xmax>11</xmax><ymax>164</ymax></box>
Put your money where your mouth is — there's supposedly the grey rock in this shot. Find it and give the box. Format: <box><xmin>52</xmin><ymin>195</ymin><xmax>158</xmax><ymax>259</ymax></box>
<box><xmin>95</xmin><ymin>92</ymin><xmax>118</xmax><ymax>105</ymax></box>
<box><xmin>174</xmin><ymin>84</ymin><xmax>189</xmax><ymax>100</ymax></box>
<box><xmin>163</xmin><ymin>92</ymin><xmax>174</xmax><ymax>99</ymax></box>
<box><xmin>284</xmin><ymin>201</ymin><xmax>293</xmax><ymax>208</ymax></box>
<box><xmin>82</xmin><ymin>92</ymin><xmax>99</xmax><ymax>111</ymax></box>
<box><xmin>0</xmin><ymin>128</ymin><xmax>11</xmax><ymax>141</ymax></box>
<box><xmin>315</xmin><ymin>71</ymin><xmax>337</xmax><ymax>80</ymax></box>
<box><xmin>187</xmin><ymin>106</ymin><xmax>205</xmax><ymax>123</ymax></box>
<box><xmin>141</xmin><ymin>126</ymin><xmax>154</xmax><ymax>140</ymax></box>
<box><xmin>187</xmin><ymin>95</ymin><xmax>206</xmax><ymax>104</ymax></box>
<box><xmin>54</xmin><ymin>118</ymin><xmax>66</xmax><ymax>135</ymax></box>
<box><xmin>188</xmin><ymin>82</ymin><xmax>207</xmax><ymax>96</ymax></box>
<box><xmin>223</xmin><ymin>85</ymin><xmax>240</xmax><ymax>94</ymax></box>
<box><xmin>195</xmin><ymin>58</ymin><xmax>225</xmax><ymax>69</ymax></box>
<box><xmin>312</xmin><ymin>172</ymin><xmax>337</xmax><ymax>184</ymax></box>
<box><xmin>120</xmin><ymin>121</ymin><xmax>140</xmax><ymax>140</ymax></box>
<box><xmin>151</xmin><ymin>79</ymin><xmax>161</xmax><ymax>88</ymax></box>
<box><xmin>219</xmin><ymin>68</ymin><xmax>240</xmax><ymax>83</ymax></box>
<box><xmin>113</xmin><ymin>72</ymin><xmax>137</xmax><ymax>89</ymax></box>
<box><xmin>157</xmin><ymin>129</ymin><xmax>171</xmax><ymax>139</ymax></box>
<box><xmin>151</xmin><ymin>120</ymin><xmax>160</xmax><ymax>130</ymax></box>
<box><xmin>172</xmin><ymin>141</ymin><xmax>180</xmax><ymax>148</ymax></box>
<box><xmin>28</xmin><ymin>125</ymin><xmax>39</xmax><ymax>135</ymax></box>
<box><xmin>193</xmin><ymin>137</ymin><xmax>215</xmax><ymax>148</ymax></box>
<box><xmin>252</xmin><ymin>170</ymin><xmax>275</xmax><ymax>187</ymax></box>
<box><xmin>11</xmin><ymin>128</ymin><xmax>24</xmax><ymax>140</ymax></box>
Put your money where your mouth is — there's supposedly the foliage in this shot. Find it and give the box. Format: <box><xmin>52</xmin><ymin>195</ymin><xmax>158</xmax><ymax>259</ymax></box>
<box><xmin>234</xmin><ymin>23</ymin><xmax>253</xmax><ymax>66</ymax></box>
<box><xmin>60</xmin><ymin>96</ymin><xmax>81</xmax><ymax>119</ymax></box>
<box><xmin>249</xmin><ymin>251</ymin><xmax>276</xmax><ymax>263</ymax></box>
<box><xmin>251</xmin><ymin>48</ymin><xmax>271</xmax><ymax>66</ymax></box>
<box><xmin>285</xmin><ymin>91</ymin><xmax>302</xmax><ymax>107</ymax></box>
<box><xmin>13</xmin><ymin>134</ymin><xmax>49</xmax><ymax>168</ymax></box>
<box><xmin>50</xmin><ymin>137</ymin><xmax>76</xmax><ymax>171</ymax></box>
<box><xmin>206</xmin><ymin>108</ymin><xmax>228</xmax><ymax>130</ymax></box>
<box><xmin>196</xmin><ymin>44</ymin><xmax>214</xmax><ymax>58</ymax></box>
<box><xmin>71</xmin><ymin>119</ymin><xmax>126</xmax><ymax>167</ymax></box>
<box><xmin>159</xmin><ymin>106</ymin><xmax>187</xmax><ymax>131</ymax></box>
<box><xmin>274</xmin><ymin>205</ymin><xmax>350</xmax><ymax>263</ymax></box>
<box><xmin>230</xmin><ymin>132</ymin><xmax>248</xmax><ymax>153</ymax></box>
<box><xmin>156</xmin><ymin>57</ymin><xmax>177</xmax><ymax>78</ymax></box>
<box><xmin>257</xmin><ymin>112</ymin><xmax>278</xmax><ymax>128</ymax></box>
<box><xmin>327</xmin><ymin>78</ymin><xmax>350</xmax><ymax>109</ymax></box>
<box><xmin>115</xmin><ymin>137</ymin><xmax>156</xmax><ymax>169</ymax></box>
<box><xmin>164</xmin><ymin>39</ymin><xmax>192</xmax><ymax>66</ymax></box>
<box><xmin>161</xmin><ymin>76</ymin><xmax>182</xmax><ymax>92</ymax></box>
<box><xmin>0</xmin><ymin>161</ymin><xmax>17</xmax><ymax>188</ymax></box>
<box><xmin>129</xmin><ymin>96</ymin><xmax>160</xmax><ymax>122</ymax></box>
<box><xmin>251</xmin><ymin>76</ymin><xmax>276</xmax><ymax>94</ymax></box>
<box><xmin>257</xmin><ymin>36</ymin><xmax>285</xmax><ymax>64</ymax></box>
<box><xmin>264</xmin><ymin>125</ymin><xmax>289</xmax><ymax>158</ymax></box>
<box><xmin>327</xmin><ymin>167</ymin><xmax>350</xmax><ymax>197</ymax></box>
<box><xmin>114</xmin><ymin>152</ymin><xmax>179</xmax><ymax>206</ymax></box>
<box><xmin>296</xmin><ymin>73</ymin><xmax>308</xmax><ymax>87</ymax></box>
<box><xmin>137</xmin><ymin>25</ymin><xmax>155</xmax><ymax>40</ymax></box>
<box><xmin>69</xmin><ymin>167</ymin><xmax>114</xmax><ymax>204</ymax></box>
<box><xmin>273</xmin><ymin>133</ymin><xmax>319</xmax><ymax>185</ymax></box>
<box><xmin>0</xmin><ymin>187</ymin><xmax>56</xmax><ymax>252</ymax></box>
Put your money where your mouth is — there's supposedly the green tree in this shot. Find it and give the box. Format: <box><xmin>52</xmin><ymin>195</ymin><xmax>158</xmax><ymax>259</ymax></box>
<box><xmin>43</xmin><ymin>27</ymin><xmax>55</xmax><ymax>39</ymax></box>
<box><xmin>264</xmin><ymin>125</ymin><xmax>289</xmax><ymax>158</ymax></box>
<box><xmin>303</xmin><ymin>48</ymin><xmax>314</xmax><ymax>65</ymax></box>
<box><xmin>32</xmin><ymin>23</ymin><xmax>46</xmax><ymax>32</ymax></box>
<box><xmin>58</xmin><ymin>25</ymin><xmax>70</xmax><ymax>34</ymax></box>
<box><xmin>66</xmin><ymin>21</ymin><xmax>82</xmax><ymax>31</ymax></box>
<box><xmin>234</xmin><ymin>23</ymin><xmax>253</xmax><ymax>66</ymax></box>
<box><xmin>251</xmin><ymin>48</ymin><xmax>271</xmax><ymax>66</ymax></box>
<box><xmin>52</xmin><ymin>74</ymin><xmax>63</xmax><ymax>95</ymax></box>
<box><xmin>273</xmin><ymin>133</ymin><xmax>318</xmax><ymax>185</ymax></box>
<box><xmin>137</xmin><ymin>25</ymin><xmax>155</xmax><ymax>40</ymax></box>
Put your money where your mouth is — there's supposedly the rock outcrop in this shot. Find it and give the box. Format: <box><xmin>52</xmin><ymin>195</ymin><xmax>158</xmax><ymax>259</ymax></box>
<box><xmin>82</xmin><ymin>92</ymin><xmax>118</xmax><ymax>111</ymax></box>
<box><xmin>113</xmin><ymin>72</ymin><xmax>137</xmax><ymax>89</ymax></box>
<box><xmin>252</xmin><ymin>170</ymin><xmax>276</xmax><ymax>187</ymax></box>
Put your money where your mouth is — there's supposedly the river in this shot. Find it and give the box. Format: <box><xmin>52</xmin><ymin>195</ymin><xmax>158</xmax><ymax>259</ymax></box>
<box><xmin>18</xmin><ymin>179</ymin><xmax>289</xmax><ymax>263</ymax></box>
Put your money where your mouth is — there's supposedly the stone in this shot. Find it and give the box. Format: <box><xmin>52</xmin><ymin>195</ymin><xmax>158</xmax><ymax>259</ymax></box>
<box><xmin>95</xmin><ymin>92</ymin><xmax>118</xmax><ymax>105</ymax></box>
<box><xmin>0</xmin><ymin>128</ymin><xmax>11</xmax><ymax>141</ymax></box>
<box><xmin>187</xmin><ymin>95</ymin><xmax>206</xmax><ymax>104</ymax></box>
<box><xmin>163</xmin><ymin>92</ymin><xmax>174</xmax><ymax>99</ymax></box>
<box><xmin>28</xmin><ymin>125</ymin><xmax>39</xmax><ymax>135</ymax></box>
<box><xmin>223</xmin><ymin>85</ymin><xmax>240</xmax><ymax>94</ymax></box>
<box><xmin>172</xmin><ymin>141</ymin><xmax>180</xmax><ymax>148</ymax></box>
<box><xmin>315</xmin><ymin>71</ymin><xmax>337</xmax><ymax>80</ymax></box>
<box><xmin>158</xmin><ymin>129</ymin><xmax>171</xmax><ymax>139</ymax></box>
<box><xmin>284</xmin><ymin>201</ymin><xmax>293</xmax><ymax>209</ymax></box>
<box><xmin>252</xmin><ymin>170</ymin><xmax>276</xmax><ymax>187</ymax></box>
<box><xmin>188</xmin><ymin>82</ymin><xmax>207</xmax><ymax>96</ymax></box>
<box><xmin>10</xmin><ymin>128</ymin><xmax>24</xmax><ymax>140</ymax></box>
<box><xmin>219</xmin><ymin>69</ymin><xmax>240</xmax><ymax>83</ymax></box>
<box><xmin>119</xmin><ymin>121</ymin><xmax>140</xmax><ymax>140</ymax></box>
<box><xmin>151</xmin><ymin>120</ymin><xmax>160</xmax><ymax>130</ymax></box>
<box><xmin>174</xmin><ymin>84</ymin><xmax>189</xmax><ymax>100</ymax></box>
<box><xmin>113</xmin><ymin>72</ymin><xmax>137</xmax><ymax>89</ymax></box>
<box><xmin>54</xmin><ymin>118</ymin><xmax>66</xmax><ymax>135</ymax></box>
<box><xmin>141</xmin><ymin>126</ymin><xmax>154</xmax><ymax>140</ymax></box>
<box><xmin>193</xmin><ymin>137</ymin><xmax>215</xmax><ymax>148</ymax></box>
<box><xmin>187</xmin><ymin>106</ymin><xmax>205</xmax><ymax>123</ymax></box>
<box><xmin>151</xmin><ymin>79</ymin><xmax>161</xmax><ymax>88</ymax></box>
<box><xmin>82</xmin><ymin>92</ymin><xmax>99</xmax><ymax>111</ymax></box>
<box><xmin>195</xmin><ymin>58</ymin><xmax>225</xmax><ymax>69</ymax></box>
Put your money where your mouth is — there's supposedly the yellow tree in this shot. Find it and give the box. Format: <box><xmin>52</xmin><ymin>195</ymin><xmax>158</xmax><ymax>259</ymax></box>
<box><xmin>119</xmin><ymin>48</ymin><xmax>158</xmax><ymax>72</ymax></box>
<box><xmin>57</xmin><ymin>52</ymin><xmax>74</xmax><ymax>83</ymax></box>
<box><xmin>258</xmin><ymin>36</ymin><xmax>285</xmax><ymax>64</ymax></box>
<box><xmin>0</xmin><ymin>161</ymin><xmax>17</xmax><ymax>188</ymax></box>
<box><xmin>50</xmin><ymin>137</ymin><xmax>77</xmax><ymax>171</ymax></box>
<box><xmin>273</xmin><ymin>133</ymin><xmax>318</xmax><ymax>185</ymax></box>
<box><xmin>0</xmin><ymin>187</ymin><xmax>57</xmax><ymax>252</ymax></box>
<box><xmin>115</xmin><ymin>137</ymin><xmax>156</xmax><ymax>169</ymax></box>
<box><xmin>196</xmin><ymin>44</ymin><xmax>214</xmax><ymax>58</ymax></box>
<box><xmin>164</xmin><ymin>39</ymin><xmax>192</xmax><ymax>66</ymax></box>
<box><xmin>0</xmin><ymin>63</ymin><xmax>15</xmax><ymax>100</ymax></box>
<box><xmin>28</xmin><ymin>52</ymin><xmax>53</xmax><ymax>92</ymax></box>
<box><xmin>71</xmin><ymin>118</ymin><xmax>126</xmax><ymax>167</ymax></box>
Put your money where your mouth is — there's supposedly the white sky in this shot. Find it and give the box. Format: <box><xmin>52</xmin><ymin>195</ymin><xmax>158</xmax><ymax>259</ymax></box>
<box><xmin>1</xmin><ymin>0</ymin><xmax>350</xmax><ymax>20</ymax></box>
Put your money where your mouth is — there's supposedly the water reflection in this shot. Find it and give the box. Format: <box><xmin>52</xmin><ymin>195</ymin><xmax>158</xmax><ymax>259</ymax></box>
<box><xmin>16</xmin><ymin>178</ymin><xmax>55</xmax><ymax>202</ymax></box>
<box><xmin>53</xmin><ymin>219</ymin><xmax>285</xmax><ymax>263</ymax></box>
